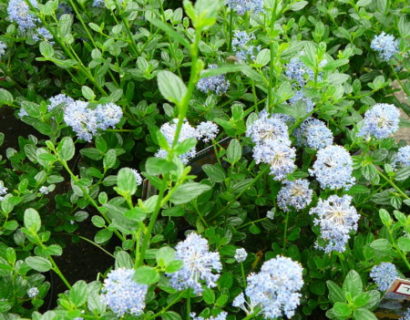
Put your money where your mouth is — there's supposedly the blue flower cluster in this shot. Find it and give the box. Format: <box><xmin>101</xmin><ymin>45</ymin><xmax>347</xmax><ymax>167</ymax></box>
<box><xmin>48</xmin><ymin>94</ymin><xmax>74</xmax><ymax>111</ymax></box>
<box><xmin>226</xmin><ymin>0</ymin><xmax>263</xmax><ymax>15</ymax></box>
<box><xmin>392</xmin><ymin>145</ymin><xmax>410</xmax><ymax>168</ymax></box>
<box><xmin>285</xmin><ymin>57</ymin><xmax>314</xmax><ymax>87</ymax></box>
<box><xmin>101</xmin><ymin>268</ymin><xmax>147</xmax><ymax>317</ymax></box>
<box><xmin>196</xmin><ymin>121</ymin><xmax>219</xmax><ymax>142</ymax></box>
<box><xmin>27</xmin><ymin>287</ymin><xmax>39</xmax><ymax>298</ymax></box>
<box><xmin>370</xmin><ymin>262</ymin><xmax>398</xmax><ymax>291</ymax></box>
<box><xmin>289</xmin><ymin>90</ymin><xmax>315</xmax><ymax>113</ymax></box>
<box><xmin>358</xmin><ymin>103</ymin><xmax>400</xmax><ymax>139</ymax></box>
<box><xmin>232</xmin><ymin>31</ymin><xmax>260</xmax><ymax>62</ymax></box>
<box><xmin>400</xmin><ymin>308</ymin><xmax>410</xmax><ymax>320</ymax></box>
<box><xmin>277</xmin><ymin>179</ymin><xmax>313</xmax><ymax>212</ymax></box>
<box><xmin>235</xmin><ymin>256</ymin><xmax>303</xmax><ymax>319</ymax></box>
<box><xmin>7</xmin><ymin>0</ymin><xmax>39</xmax><ymax>32</ymax></box>
<box><xmin>191</xmin><ymin>312</ymin><xmax>227</xmax><ymax>320</ymax></box>
<box><xmin>0</xmin><ymin>42</ymin><xmax>7</xmax><ymax>59</ymax></box>
<box><xmin>309</xmin><ymin>195</ymin><xmax>359</xmax><ymax>253</ymax></box>
<box><xmin>295</xmin><ymin>118</ymin><xmax>333</xmax><ymax>150</ymax></box>
<box><xmin>371</xmin><ymin>32</ymin><xmax>399</xmax><ymax>61</ymax></box>
<box><xmin>248</xmin><ymin>111</ymin><xmax>296</xmax><ymax>181</ymax></box>
<box><xmin>234</xmin><ymin>248</ymin><xmax>247</xmax><ymax>263</ymax></box>
<box><xmin>33</xmin><ymin>27</ymin><xmax>53</xmax><ymax>42</ymax></box>
<box><xmin>0</xmin><ymin>181</ymin><xmax>8</xmax><ymax>201</ymax></box>
<box><xmin>167</xmin><ymin>233</ymin><xmax>222</xmax><ymax>295</ymax></box>
<box><xmin>197</xmin><ymin>65</ymin><xmax>230</xmax><ymax>95</ymax></box>
<box><xmin>63</xmin><ymin>100</ymin><xmax>123</xmax><ymax>142</ymax></box>
<box><xmin>309</xmin><ymin>145</ymin><xmax>355</xmax><ymax>190</ymax></box>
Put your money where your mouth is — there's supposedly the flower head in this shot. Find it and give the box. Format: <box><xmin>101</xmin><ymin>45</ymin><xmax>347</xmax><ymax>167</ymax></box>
<box><xmin>48</xmin><ymin>94</ymin><xmax>74</xmax><ymax>111</ymax></box>
<box><xmin>246</xmin><ymin>111</ymin><xmax>290</xmax><ymax>146</ymax></box>
<box><xmin>371</xmin><ymin>32</ymin><xmax>399</xmax><ymax>61</ymax></box>
<box><xmin>196</xmin><ymin>121</ymin><xmax>219</xmax><ymax>142</ymax></box>
<box><xmin>191</xmin><ymin>312</ymin><xmax>227</xmax><ymax>320</ymax></box>
<box><xmin>392</xmin><ymin>146</ymin><xmax>410</xmax><ymax>168</ymax></box>
<box><xmin>295</xmin><ymin>118</ymin><xmax>333</xmax><ymax>150</ymax></box>
<box><xmin>63</xmin><ymin>101</ymin><xmax>98</xmax><ymax>142</ymax></box>
<box><xmin>232</xmin><ymin>31</ymin><xmax>260</xmax><ymax>62</ymax></box>
<box><xmin>226</xmin><ymin>0</ymin><xmax>263</xmax><ymax>15</ymax></box>
<box><xmin>39</xmin><ymin>186</ymin><xmax>50</xmax><ymax>195</ymax></box>
<box><xmin>370</xmin><ymin>262</ymin><xmax>398</xmax><ymax>291</ymax></box>
<box><xmin>309</xmin><ymin>145</ymin><xmax>355</xmax><ymax>190</ymax></box>
<box><xmin>253</xmin><ymin>141</ymin><xmax>296</xmax><ymax>181</ymax></box>
<box><xmin>234</xmin><ymin>248</ymin><xmax>247</xmax><ymax>263</ymax></box>
<box><xmin>94</xmin><ymin>103</ymin><xmax>123</xmax><ymax>130</ymax></box>
<box><xmin>7</xmin><ymin>0</ymin><xmax>39</xmax><ymax>31</ymax></box>
<box><xmin>33</xmin><ymin>27</ymin><xmax>53</xmax><ymax>42</ymax></box>
<box><xmin>0</xmin><ymin>42</ymin><xmax>7</xmax><ymax>59</ymax></box>
<box><xmin>309</xmin><ymin>195</ymin><xmax>359</xmax><ymax>253</ymax></box>
<box><xmin>27</xmin><ymin>287</ymin><xmax>39</xmax><ymax>298</ymax></box>
<box><xmin>277</xmin><ymin>179</ymin><xmax>313</xmax><ymax>212</ymax></box>
<box><xmin>266</xmin><ymin>209</ymin><xmax>275</xmax><ymax>220</ymax></box>
<box><xmin>358</xmin><ymin>103</ymin><xmax>400</xmax><ymax>139</ymax></box>
<box><xmin>242</xmin><ymin>256</ymin><xmax>304</xmax><ymax>319</ymax></box>
<box><xmin>285</xmin><ymin>57</ymin><xmax>314</xmax><ymax>87</ymax></box>
<box><xmin>101</xmin><ymin>268</ymin><xmax>147</xmax><ymax>317</ymax></box>
<box><xmin>289</xmin><ymin>90</ymin><xmax>315</xmax><ymax>113</ymax></box>
<box><xmin>197</xmin><ymin>65</ymin><xmax>230</xmax><ymax>95</ymax></box>
<box><xmin>167</xmin><ymin>233</ymin><xmax>222</xmax><ymax>294</ymax></box>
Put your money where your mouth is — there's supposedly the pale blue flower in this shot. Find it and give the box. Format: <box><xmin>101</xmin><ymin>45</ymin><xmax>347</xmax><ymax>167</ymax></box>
<box><xmin>7</xmin><ymin>0</ymin><xmax>39</xmax><ymax>31</ymax></box>
<box><xmin>0</xmin><ymin>181</ymin><xmax>8</xmax><ymax>201</ymax></box>
<box><xmin>399</xmin><ymin>308</ymin><xmax>410</xmax><ymax>320</ymax></box>
<box><xmin>370</xmin><ymin>262</ymin><xmax>398</xmax><ymax>291</ymax></box>
<box><xmin>63</xmin><ymin>100</ymin><xmax>98</xmax><ymax>142</ymax></box>
<box><xmin>101</xmin><ymin>268</ymin><xmax>147</xmax><ymax>317</ymax></box>
<box><xmin>196</xmin><ymin>121</ymin><xmax>219</xmax><ymax>142</ymax></box>
<box><xmin>93</xmin><ymin>0</ymin><xmax>104</xmax><ymax>7</ymax></box>
<box><xmin>191</xmin><ymin>312</ymin><xmax>227</xmax><ymax>320</ymax></box>
<box><xmin>285</xmin><ymin>57</ymin><xmax>314</xmax><ymax>87</ymax></box>
<box><xmin>371</xmin><ymin>32</ymin><xmax>399</xmax><ymax>61</ymax></box>
<box><xmin>295</xmin><ymin>118</ymin><xmax>333</xmax><ymax>150</ymax></box>
<box><xmin>197</xmin><ymin>65</ymin><xmax>230</xmax><ymax>95</ymax></box>
<box><xmin>358</xmin><ymin>103</ymin><xmax>400</xmax><ymax>139</ymax></box>
<box><xmin>234</xmin><ymin>248</ymin><xmax>247</xmax><ymax>263</ymax></box>
<box><xmin>277</xmin><ymin>179</ymin><xmax>313</xmax><ymax>212</ymax></box>
<box><xmin>232</xmin><ymin>31</ymin><xmax>260</xmax><ymax>61</ymax></box>
<box><xmin>289</xmin><ymin>90</ymin><xmax>315</xmax><ymax>113</ymax></box>
<box><xmin>226</xmin><ymin>0</ymin><xmax>263</xmax><ymax>15</ymax></box>
<box><xmin>309</xmin><ymin>145</ymin><xmax>355</xmax><ymax>190</ymax></box>
<box><xmin>0</xmin><ymin>42</ymin><xmax>7</xmax><ymax>59</ymax></box>
<box><xmin>309</xmin><ymin>195</ymin><xmax>359</xmax><ymax>253</ymax></box>
<box><xmin>253</xmin><ymin>141</ymin><xmax>296</xmax><ymax>181</ymax></box>
<box><xmin>27</xmin><ymin>287</ymin><xmax>39</xmax><ymax>298</ymax></box>
<box><xmin>392</xmin><ymin>146</ymin><xmax>410</xmax><ymax>168</ymax></box>
<box><xmin>266</xmin><ymin>209</ymin><xmax>275</xmax><ymax>220</ymax></box>
<box><xmin>39</xmin><ymin>186</ymin><xmax>50</xmax><ymax>195</ymax></box>
<box><xmin>167</xmin><ymin>233</ymin><xmax>222</xmax><ymax>295</ymax></box>
<box><xmin>33</xmin><ymin>27</ymin><xmax>53</xmax><ymax>42</ymax></box>
<box><xmin>236</xmin><ymin>256</ymin><xmax>303</xmax><ymax>319</ymax></box>
<box><xmin>95</xmin><ymin>103</ymin><xmax>123</xmax><ymax>130</ymax></box>
<box><xmin>48</xmin><ymin>94</ymin><xmax>74</xmax><ymax>111</ymax></box>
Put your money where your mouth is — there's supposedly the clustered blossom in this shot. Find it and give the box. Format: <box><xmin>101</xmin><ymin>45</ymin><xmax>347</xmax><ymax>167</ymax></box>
<box><xmin>277</xmin><ymin>179</ymin><xmax>313</xmax><ymax>212</ymax></box>
<box><xmin>0</xmin><ymin>42</ymin><xmax>7</xmax><ymax>59</ymax></box>
<box><xmin>234</xmin><ymin>256</ymin><xmax>303</xmax><ymax>319</ymax></box>
<box><xmin>48</xmin><ymin>94</ymin><xmax>74</xmax><ymax>111</ymax></box>
<box><xmin>358</xmin><ymin>103</ymin><xmax>400</xmax><ymax>139</ymax></box>
<box><xmin>155</xmin><ymin>119</ymin><xmax>198</xmax><ymax>163</ymax></box>
<box><xmin>370</xmin><ymin>262</ymin><xmax>398</xmax><ymax>291</ymax></box>
<box><xmin>0</xmin><ymin>181</ymin><xmax>8</xmax><ymax>201</ymax></box>
<box><xmin>93</xmin><ymin>0</ymin><xmax>104</xmax><ymax>7</ymax></box>
<box><xmin>191</xmin><ymin>312</ymin><xmax>227</xmax><ymax>320</ymax></box>
<box><xmin>295</xmin><ymin>118</ymin><xmax>333</xmax><ymax>150</ymax></box>
<box><xmin>33</xmin><ymin>27</ymin><xmax>53</xmax><ymax>42</ymax></box>
<box><xmin>266</xmin><ymin>209</ymin><xmax>275</xmax><ymax>220</ymax></box>
<box><xmin>167</xmin><ymin>233</ymin><xmax>222</xmax><ymax>294</ymax></box>
<box><xmin>63</xmin><ymin>100</ymin><xmax>123</xmax><ymax>142</ymax></box>
<box><xmin>27</xmin><ymin>287</ymin><xmax>39</xmax><ymax>298</ymax></box>
<box><xmin>289</xmin><ymin>90</ymin><xmax>315</xmax><ymax>113</ymax></box>
<box><xmin>399</xmin><ymin>308</ymin><xmax>410</xmax><ymax>320</ymax></box>
<box><xmin>39</xmin><ymin>186</ymin><xmax>50</xmax><ymax>195</ymax></box>
<box><xmin>371</xmin><ymin>32</ymin><xmax>399</xmax><ymax>61</ymax></box>
<box><xmin>197</xmin><ymin>65</ymin><xmax>230</xmax><ymax>95</ymax></box>
<box><xmin>226</xmin><ymin>0</ymin><xmax>263</xmax><ymax>15</ymax></box>
<box><xmin>247</xmin><ymin>111</ymin><xmax>296</xmax><ymax>181</ymax></box>
<box><xmin>309</xmin><ymin>145</ymin><xmax>355</xmax><ymax>190</ymax></box>
<box><xmin>7</xmin><ymin>0</ymin><xmax>39</xmax><ymax>32</ymax></box>
<box><xmin>309</xmin><ymin>195</ymin><xmax>359</xmax><ymax>253</ymax></box>
<box><xmin>196</xmin><ymin>121</ymin><xmax>219</xmax><ymax>142</ymax></box>
<box><xmin>285</xmin><ymin>57</ymin><xmax>314</xmax><ymax>87</ymax></box>
<box><xmin>232</xmin><ymin>31</ymin><xmax>260</xmax><ymax>61</ymax></box>
<box><xmin>392</xmin><ymin>146</ymin><xmax>410</xmax><ymax>168</ymax></box>
<box><xmin>101</xmin><ymin>268</ymin><xmax>147</xmax><ymax>317</ymax></box>
<box><xmin>234</xmin><ymin>248</ymin><xmax>247</xmax><ymax>263</ymax></box>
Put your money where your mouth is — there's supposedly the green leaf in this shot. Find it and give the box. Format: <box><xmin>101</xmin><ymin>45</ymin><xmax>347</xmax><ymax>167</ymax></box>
<box><xmin>156</xmin><ymin>247</ymin><xmax>176</xmax><ymax>267</ymax></box>
<box><xmin>25</xmin><ymin>256</ymin><xmax>52</xmax><ymax>272</ymax></box>
<box><xmin>363</xmin><ymin>290</ymin><xmax>380</xmax><ymax>309</ymax></box>
<box><xmin>145</xmin><ymin>157</ymin><xmax>177</xmax><ymax>175</ymax></box>
<box><xmin>69</xmin><ymin>281</ymin><xmax>88</xmax><ymax>307</ymax></box>
<box><xmin>165</xmin><ymin>260</ymin><xmax>183</xmax><ymax>273</ymax></box>
<box><xmin>255</xmin><ymin>49</ymin><xmax>271</xmax><ymax>66</ymax></box>
<box><xmin>103</xmin><ymin>149</ymin><xmax>117</xmax><ymax>169</ymax></box>
<box><xmin>58</xmin><ymin>137</ymin><xmax>75</xmax><ymax>161</ymax></box>
<box><xmin>94</xmin><ymin>229</ymin><xmax>113</xmax><ymax>244</ymax></box>
<box><xmin>342</xmin><ymin>270</ymin><xmax>363</xmax><ymax>296</ymax></box>
<box><xmin>82</xmin><ymin>86</ymin><xmax>96</xmax><ymax>101</ymax></box>
<box><xmin>117</xmin><ymin>167</ymin><xmax>137</xmax><ymax>195</ymax></box>
<box><xmin>157</xmin><ymin>71</ymin><xmax>187</xmax><ymax>105</ymax></box>
<box><xmin>0</xmin><ymin>88</ymin><xmax>14</xmax><ymax>105</ymax></box>
<box><xmin>289</xmin><ymin>1</ymin><xmax>308</xmax><ymax>11</ymax></box>
<box><xmin>161</xmin><ymin>311</ymin><xmax>182</xmax><ymax>320</ymax></box>
<box><xmin>24</xmin><ymin>208</ymin><xmax>41</xmax><ymax>233</ymax></box>
<box><xmin>39</xmin><ymin>41</ymin><xmax>54</xmax><ymax>58</ymax></box>
<box><xmin>145</xmin><ymin>16</ymin><xmax>189</xmax><ymax>49</ymax></box>
<box><xmin>397</xmin><ymin>237</ymin><xmax>410</xmax><ymax>252</ymax></box>
<box><xmin>370</xmin><ymin>239</ymin><xmax>392</xmax><ymax>251</ymax></box>
<box><xmin>202</xmin><ymin>164</ymin><xmax>225</xmax><ymax>183</ymax></box>
<box><xmin>114</xmin><ymin>251</ymin><xmax>133</xmax><ymax>269</ymax></box>
<box><xmin>332</xmin><ymin>302</ymin><xmax>352</xmax><ymax>318</ymax></box>
<box><xmin>226</xmin><ymin>139</ymin><xmax>242</xmax><ymax>165</ymax></box>
<box><xmin>395</xmin><ymin>167</ymin><xmax>410</xmax><ymax>181</ymax></box>
<box><xmin>91</xmin><ymin>215</ymin><xmax>106</xmax><ymax>228</ymax></box>
<box><xmin>202</xmin><ymin>287</ymin><xmax>215</xmax><ymax>304</ymax></box>
<box><xmin>134</xmin><ymin>266</ymin><xmax>160</xmax><ymax>285</ymax></box>
<box><xmin>379</xmin><ymin>209</ymin><xmax>392</xmax><ymax>226</ymax></box>
<box><xmin>352</xmin><ymin>308</ymin><xmax>377</xmax><ymax>320</ymax></box>
<box><xmin>170</xmin><ymin>182</ymin><xmax>211</xmax><ymax>205</ymax></box>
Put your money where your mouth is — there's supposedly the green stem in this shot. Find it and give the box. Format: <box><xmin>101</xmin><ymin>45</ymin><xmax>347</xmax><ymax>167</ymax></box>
<box><xmin>376</xmin><ymin>168</ymin><xmax>409</xmax><ymax>199</ymax></box>
<box><xmin>146</xmin><ymin>291</ymin><xmax>185</xmax><ymax>320</ymax></box>
<box><xmin>186</xmin><ymin>291</ymin><xmax>191</xmax><ymax>320</ymax></box>
<box><xmin>228</xmin><ymin>9</ymin><xmax>233</xmax><ymax>52</ymax></box>
<box><xmin>114</xmin><ymin>0</ymin><xmax>140</xmax><ymax>56</ymax></box>
<box><xmin>78</xmin><ymin>235</ymin><xmax>115</xmax><ymax>258</ymax></box>
<box><xmin>50</xmin><ymin>257</ymin><xmax>71</xmax><ymax>289</ymax></box>
<box><xmin>387</xmin><ymin>227</ymin><xmax>410</xmax><ymax>271</ymax></box>
<box><xmin>240</xmin><ymin>263</ymin><xmax>247</xmax><ymax>287</ymax></box>
<box><xmin>239</xmin><ymin>217</ymin><xmax>268</xmax><ymax>230</ymax></box>
<box><xmin>283</xmin><ymin>210</ymin><xmax>290</xmax><ymax>249</ymax></box>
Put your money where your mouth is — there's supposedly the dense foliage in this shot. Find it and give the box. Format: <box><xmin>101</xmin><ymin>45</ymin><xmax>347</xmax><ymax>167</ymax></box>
<box><xmin>0</xmin><ymin>0</ymin><xmax>410</xmax><ymax>319</ymax></box>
